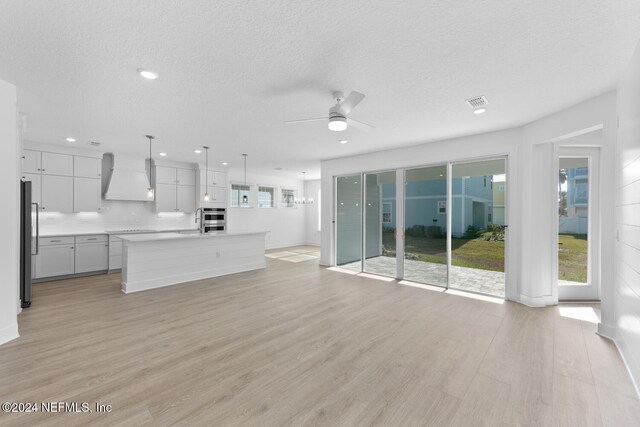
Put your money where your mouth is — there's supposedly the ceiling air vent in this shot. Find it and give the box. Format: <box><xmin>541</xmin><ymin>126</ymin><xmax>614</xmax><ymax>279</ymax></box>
<box><xmin>89</xmin><ymin>141</ymin><xmax>101</xmax><ymax>146</ymax></box>
<box><xmin>465</xmin><ymin>95</ymin><xmax>488</xmax><ymax>109</ymax></box>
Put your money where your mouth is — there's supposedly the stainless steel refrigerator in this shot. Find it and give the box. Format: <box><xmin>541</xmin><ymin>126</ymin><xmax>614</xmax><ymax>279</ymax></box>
<box><xmin>20</xmin><ymin>180</ymin><xmax>38</xmax><ymax>308</ymax></box>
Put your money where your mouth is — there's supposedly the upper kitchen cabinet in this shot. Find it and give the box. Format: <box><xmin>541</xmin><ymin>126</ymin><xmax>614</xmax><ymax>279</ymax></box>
<box><xmin>22</xmin><ymin>173</ymin><xmax>42</xmax><ymax>206</ymax></box>
<box><xmin>74</xmin><ymin>177</ymin><xmax>102</xmax><ymax>212</ymax></box>
<box><xmin>41</xmin><ymin>152</ymin><xmax>73</xmax><ymax>176</ymax></box>
<box><xmin>153</xmin><ymin>164</ymin><xmax>197</xmax><ymax>212</ymax></box>
<box><xmin>155</xmin><ymin>166</ymin><xmax>177</xmax><ymax>184</ymax></box>
<box><xmin>176</xmin><ymin>168</ymin><xmax>196</xmax><ymax>186</ymax></box>
<box><xmin>23</xmin><ymin>149</ymin><xmax>41</xmax><ymax>173</ymax></box>
<box><xmin>199</xmin><ymin>169</ymin><xmax>227</xmax><ymax>187</ymax></box>
<box><xmin>74</xmin><ymin>156</ymin><xmax>102</xmax><ymax>178</ymax></box>
<box><xmin>41</xmin><ymin>175</ymin><xmax>73</xmax><ymax>212</ymax></box>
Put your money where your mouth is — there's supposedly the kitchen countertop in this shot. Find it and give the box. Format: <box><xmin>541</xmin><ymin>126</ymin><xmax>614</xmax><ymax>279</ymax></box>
<box><xmin>118</xmin><ymin>230</ymin><xmax>266</xmax><ymax>243</ymax></box>
<box><xmin>39</xmin><ymin>228</ymin><xmax>199</xmax><ymax>238</ymax></box>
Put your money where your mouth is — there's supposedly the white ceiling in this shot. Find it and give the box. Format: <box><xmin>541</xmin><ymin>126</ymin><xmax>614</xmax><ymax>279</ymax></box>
<box><xmin>1</xmin><ymin>1</ymin><xmax>639</xmax><ymax>179</ymax></box>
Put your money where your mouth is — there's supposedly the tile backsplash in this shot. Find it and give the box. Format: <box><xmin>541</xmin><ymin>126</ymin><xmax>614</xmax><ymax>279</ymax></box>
<box><xmin>38</xmin><ymin>200</ymin><xmax>196</xmax><ymax>235</ymax></box>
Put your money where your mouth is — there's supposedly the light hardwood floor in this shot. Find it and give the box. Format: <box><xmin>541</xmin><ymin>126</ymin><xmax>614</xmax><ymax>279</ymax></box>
<box><xmin>1</xmin><ymin>247</ymin><xmax>639</xmax><ymax>426</ymax></box>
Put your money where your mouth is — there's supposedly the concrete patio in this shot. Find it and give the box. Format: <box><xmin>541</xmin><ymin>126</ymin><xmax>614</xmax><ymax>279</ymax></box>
<box><xmin>340</xmin><ymin>256</ymin><xmax>505</xmax><ymax>297</ymax></box>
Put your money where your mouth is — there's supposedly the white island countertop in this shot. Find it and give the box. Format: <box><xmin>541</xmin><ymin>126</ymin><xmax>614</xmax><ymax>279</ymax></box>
<box><xmin>117</xmin><ymin>230</ymin><xmax>266</xmax><ymax>242</ymax></box>
<box><xmin>120</xmin><ymin>230</ymin><xmax>267</xmax><ymax>293</ymax></box>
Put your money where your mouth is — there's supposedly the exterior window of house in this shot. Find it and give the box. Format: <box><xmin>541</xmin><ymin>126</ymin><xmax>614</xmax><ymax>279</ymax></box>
<box><xmin>484</xmin><ymin>176</ymin><xmax>487</xmax><ymax>187</ymax></box>
<box><xmin>281</xmin><ymin>189</ymin><xmax>295</xmax><ymax>207</ymax></box>
<box><xmin>437</xmin><ymin>200</ymin><xmax>446</xmax><ymax>214</ymax></box>
<box><xmin>258</xmin><ymin>186</ymin><xmax>275</xmax><ymax>208</ymax></box>
<box><xmin>488</xmin><ymin>212</ymin><xmax>493</xmax><ymax>222</ymax></box>
<box><xmin>231</xmin><ymin>184</ymin><xmax>251</xmax><ymax>207</ymax></box>
<box><xmin>382</xmin><ymin>203</ymin><xmax>392</xmax><ymax>223</ymax></box>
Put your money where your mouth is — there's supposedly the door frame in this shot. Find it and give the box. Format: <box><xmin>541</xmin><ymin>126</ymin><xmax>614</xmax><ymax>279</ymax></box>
<box><xmin>555</xmin><ymin>147</ymin><xmax>600</xmax><ymax>301</ymax></box>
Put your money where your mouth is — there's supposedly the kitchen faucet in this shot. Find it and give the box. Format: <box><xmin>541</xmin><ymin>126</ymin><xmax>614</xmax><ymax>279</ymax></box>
<box><xmin>195</xmin><ymin>207</ymin><xmax>204</xmax><ymax>233</ymax></box>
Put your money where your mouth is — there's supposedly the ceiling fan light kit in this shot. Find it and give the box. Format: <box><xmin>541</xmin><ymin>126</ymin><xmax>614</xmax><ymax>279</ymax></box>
<box><xmin>285</xmin><ymin>90</ymin><xmax>373</xmax><ymax>132</ymax></box>
<box><xmin>328</xmin><ymin>116</ymin><xmax>348</xmax><ymax>131</ymax></box>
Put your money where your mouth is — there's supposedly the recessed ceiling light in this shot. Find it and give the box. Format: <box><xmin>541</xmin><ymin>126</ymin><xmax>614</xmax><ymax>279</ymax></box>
<box><xmin>159</xmin><ymin>152</ymin><xmax>167</xmax><ymax>156</ymax></box>
<box><xmin>339</xmin><ymin>139</ymin><xmax>348</xmax><ymax>144</ymax></box>
<box><xmin>222</xmin><ymin>162</ymin><xmax>228</xmax><ymax>166</ymax></box>
<box><xmin>137</xmin><ymin>69</ymin><xmax>159</xmax><ymax>80</ymax></box>
<box><xmin>65</xmin><ymin>137</ymin><xmax>76</xmax><ymax>142</ymax></box>
<box><xmin>473</xmin><ymin>107</ymin><xmax>487</xmax><ymax>115</ymax></box>
<box><xmin>194</xmin><ymin>149</ymin><xmax>202</xmax><ymax>154</ymax></box>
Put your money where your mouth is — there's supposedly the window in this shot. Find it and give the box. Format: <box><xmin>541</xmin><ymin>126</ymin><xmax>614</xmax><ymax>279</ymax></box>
<box><xmin>382</xmin><ymin>202</ymin><xmax>392</xmax><ymax>223</ymax></box>
<box><xmin>281</xmin><ymin>189</ymin><xmax>295</xmax><ymax>208</ymax></box>
<box><xmin>437</xmin><ymin>200</ymin><xmax>446</xmax><ymax>214</ymax></box>
<box><xmin>258</xmin><ymin>186</ymin><xmax>275</xmax><ymax>208</ymax></box>
<box><xmin>231</xmin><ymin>184</ymin><xmax>251</xmax><ymax>207</ymax></box>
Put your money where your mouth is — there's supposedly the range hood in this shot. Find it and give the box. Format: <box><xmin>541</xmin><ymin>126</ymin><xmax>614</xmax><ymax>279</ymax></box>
<box><xmin>103</xmin><ymin>153</ymin><xmax>152</xmax><ymax>201</ymax></box>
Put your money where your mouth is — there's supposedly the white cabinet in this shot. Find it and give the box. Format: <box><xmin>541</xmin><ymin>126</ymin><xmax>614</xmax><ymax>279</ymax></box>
<box><xmin>199</xmin><ymin>185</ymin><xmax>227</xmax><ymax>204</ymax></box>
<box><xmin>199</xmin><ymin>169</ymin><xmax>227</xmax><ymax>187</ymax></box>
<box><xmin>41</xmin><ymin>152</ymin><xmax>73</xmax><ymax>176</ymax></box>
<box><xmin>74</xmin><ymin>177</ymin><xmax>101</xmax><ymax>212</ymax></box>
<box><xmin>75</xmin><ymin>236</ymin><xmax>108</xmax><ymax>273</ymax></box>
<box><xmin>108</xmin><ymin>236</ymin><xmax>123</xmax><ymax>271</ymax></box>
<box><xmin>155</xmin><ymin>166</ymin><xmax>177</xmax><ymax>184</ymax></box>
<box><xmin>23</xmin><ymin>150</ymin><xmax>41</xmax><ymax>173</ymax></box>
<box><xmin>155</xmin><ymin>183</ymin><xmax>177</xmax><ymax>212</ymax></box>
<box><xmin>177</xmin><ymin>185</ymin><xmax>196</xmax><ymax>212</ymax></box>
<box><xmin>36</xmin><ymin>244</ymin><xmax>75</xmax><ymax>278</ymax></box>
<box><xmin>41</xmin><ymin>175</ymin><xmax>73</xmax><ymax>212</ymax></box>
<box><xmin>154</xmin><ymin>166</ymin><xmax>196</xmax><ymax>212</ymax></box>
<box><xmin>22</xmin><ymin>173</ymin><xmax>42</xmax><ymax>206</ymax></box>
<box><xmin>74</xmin><ymin>156</ymin><xmax>102</xmax><ymax>178</ymax></box>
<box><xmin>176</xmin><ymin>168</ymin><xmax>196</xmax><ymax>186</ymax></box>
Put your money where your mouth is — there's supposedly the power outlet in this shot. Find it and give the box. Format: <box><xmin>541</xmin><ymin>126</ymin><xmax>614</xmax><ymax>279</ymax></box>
<box><xmin>216</xmin><ymin>252</ymin><xmax>221</xmax><ymax>258</ymax></box>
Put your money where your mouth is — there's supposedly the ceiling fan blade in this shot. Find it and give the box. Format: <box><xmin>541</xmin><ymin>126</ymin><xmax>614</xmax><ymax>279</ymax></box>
<box><xmin>337</xmin><ymin>91</ymin><xmax>365</xmax><ymax>116</ymax></box>
<box><xmin>347</xmin><ymin>117</ymin><xmax>374</xmax><ymax>132</ymax></box>
<box><xmin>284</xmin><ymin>117</ymin><xmax>327</xmax><ymax>124</ymax></box>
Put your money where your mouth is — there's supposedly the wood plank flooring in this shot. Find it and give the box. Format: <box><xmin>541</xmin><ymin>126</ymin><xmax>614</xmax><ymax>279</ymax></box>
<box><xmin>0</xmin><ymin>246</ymin><xmax>639</xmax><ymax>426</ymax></box>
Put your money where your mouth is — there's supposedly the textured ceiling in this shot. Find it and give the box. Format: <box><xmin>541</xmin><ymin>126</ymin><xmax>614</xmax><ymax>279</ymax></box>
<box><xmin>1</xmin><ymin>1</ymin><xmax>639</xmax><ymax>179</ymax></box>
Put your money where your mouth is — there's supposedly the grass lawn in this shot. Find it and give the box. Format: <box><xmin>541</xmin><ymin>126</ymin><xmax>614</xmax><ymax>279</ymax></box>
<box><xmin>383</xmin><ymin>232</ymin><xmax>505</xmax><ymax>272</ymax></box>
<box><xmin>383</xmin><ymin>232</ymin><xmax>587</xmax><ymax>279</ymax></box>
<box><xmin>558</xmin><ymin>233</ymin><xmax>588</xmax><ymax>283</ymax></box>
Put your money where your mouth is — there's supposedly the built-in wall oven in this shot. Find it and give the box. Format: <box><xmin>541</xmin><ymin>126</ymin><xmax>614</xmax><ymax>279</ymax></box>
<box><xmin>197</xmin><ymin>208</ymin><xmax>226</xmax><ymax>233</ymax></box>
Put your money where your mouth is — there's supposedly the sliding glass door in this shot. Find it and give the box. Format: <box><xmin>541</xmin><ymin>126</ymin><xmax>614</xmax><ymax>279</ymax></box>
<box><xmin>450</xmin><ymin>159</ymin><xmax>506</xmax><ymax>297</ymax></box>
<box><xmin>335</xmin><ymin>175</ymin><xmax>362</xmax><ymax>271</ymax></box>
<box><xmin>334</xmin><ymin>157</ymin><xmax>507</xmax><ymax>297</ymax></box>
<box><xmin>403</xmin><ymin>165</ymin><xmax>448</xmax><ymax>287</ymax></box>
<box><xmin>363</xmin><ymin>171</ymin><xmax>397</xmax><ymax>277</ymax></box>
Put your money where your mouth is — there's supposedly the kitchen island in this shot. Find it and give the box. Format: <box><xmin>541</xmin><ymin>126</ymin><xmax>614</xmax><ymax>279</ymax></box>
<box><xmin>119</xmin><ymin>230</ymin><xmax>267</xmax><ymax>293</ymax></box>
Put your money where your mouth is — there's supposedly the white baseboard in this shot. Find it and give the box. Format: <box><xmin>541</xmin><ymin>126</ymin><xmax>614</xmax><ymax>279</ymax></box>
<box><xmin>0</xmin><ymin>323</ymin><xmax>19</xmax><ymax>346</ymax></box>
<box><xmin>597</xmin><ymin>322</ymin><xmax>616</xmax><ymax>340</ymax></box>
<box><xmin>596</xmin><ymin>332</ymin><xmax>640</xmax><ymax>400</ymax></box>
<box><xmin>518</xmin><ymin>294</ymin><xmax>556</xmax><ymax>307</ymax></box>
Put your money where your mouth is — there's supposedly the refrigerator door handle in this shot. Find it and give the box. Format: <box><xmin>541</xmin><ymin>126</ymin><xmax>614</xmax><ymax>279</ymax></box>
<box><xmin>32</xmin><ymin>202</ymin><xmax>39</xmax><ymax>255</ymax></box>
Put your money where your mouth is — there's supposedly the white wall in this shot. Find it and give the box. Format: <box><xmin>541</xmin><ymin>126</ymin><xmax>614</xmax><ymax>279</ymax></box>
<box><xmin>304</xmin><ymin>179</ymin><xmax>321</xmax><ymax>246</ymax></box>
<box><xmin>0</xmin><ymin>79</ymin><xmax>19</xmax><ymax>345</ymax></box>
<box><xmin>226</xmin><ymin>169</ymin><xmax>306</xmax><ymax>249</ymax></box>
<box><xmin>614</xmin><ymin>39</ymin><xmax>640</xmax><ymax>393</ymax></box>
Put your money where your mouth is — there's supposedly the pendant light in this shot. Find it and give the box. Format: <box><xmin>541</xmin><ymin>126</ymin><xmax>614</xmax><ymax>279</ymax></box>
<box><xmin>242</xmin><ymin>154</ymin><xmax>249</xmax><ymax>204</ymax></box>
<box><xmin>295</xmin><ymin>171</ymin><xmax>314</xmax><ymax>204</ymax></box>
<box><xmin>203</xmin><ymin>146</ymin><xmax>211</xmax><ymax>202</ymax></box>
<box><xmin>145</xmin><ymin>135</ymin><xmax>155</xmax><ymax>201</ymax></box>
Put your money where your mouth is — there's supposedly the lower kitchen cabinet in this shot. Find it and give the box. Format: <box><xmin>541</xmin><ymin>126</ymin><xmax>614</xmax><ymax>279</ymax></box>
<box><xmin>36</xmin><ymin>244</ymin><xmax>75</xmax><ymax>278</ymax></box>
<box><xmin>75</xmin><ymin>242</ymin><xmax>108</xmax><ymax>273</ymax></box>
<box><xmin>35</xmin><ymin>234</ymin><xmax>109</xmax><ymax>279</ymax></box>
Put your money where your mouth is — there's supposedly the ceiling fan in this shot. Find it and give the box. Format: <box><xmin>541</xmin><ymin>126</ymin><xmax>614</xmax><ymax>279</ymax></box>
<box><xmin>285</xmin><ymin>91</ymin><xmax>374</xmax><ymax>132</ymax></box>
